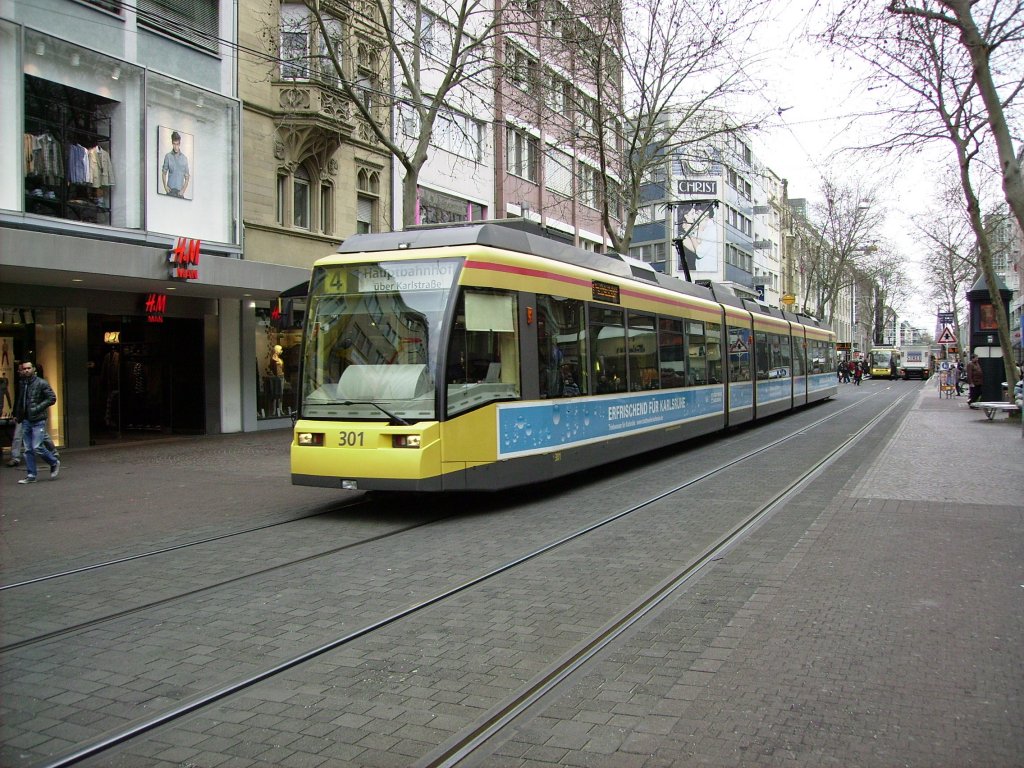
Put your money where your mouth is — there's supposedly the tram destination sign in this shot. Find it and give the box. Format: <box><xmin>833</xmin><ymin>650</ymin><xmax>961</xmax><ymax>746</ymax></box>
<box><xmin>592</xmin><ymin>280</ymin><xmax>620</xmax><ymax>304</ymax></box>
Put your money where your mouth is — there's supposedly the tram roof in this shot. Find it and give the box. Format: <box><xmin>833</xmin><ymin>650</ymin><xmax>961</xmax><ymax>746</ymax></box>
<box><xmin>336</xmin><ymin>221</ymin><xmax>719</xmax><ymax>304</ymax></box>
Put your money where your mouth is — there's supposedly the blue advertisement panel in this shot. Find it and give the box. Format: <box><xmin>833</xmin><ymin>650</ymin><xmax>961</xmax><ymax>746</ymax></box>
<box><xmin>756</xmin><ymin>377</ymin><xmax>792</xmax><ymax>404</ymax></box>
<box><xmin>729</xmin><ymin>381</ymin><xmax>753</xmax><ymax>410</ymax></box>
<box><xmin>808</xmin><ymin>372</ymin><xmax>835</xmax><ymax>393</ymax></box>
<box><xmin>497</xmin><ymin>387</ymin><xmax>725</xmax><ymax>458</ymax></box>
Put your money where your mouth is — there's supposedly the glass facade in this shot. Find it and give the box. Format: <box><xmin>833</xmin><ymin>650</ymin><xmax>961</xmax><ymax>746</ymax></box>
<box><xmin>0</xmin><ymin>306</ymin><xmax>66</xmax><ymax>447</ymax></box>
<box><xmin>5</xmin><ymin>26</ymin><xmax>240</xmax><ymax>246</ymax></box>
<box><xmin>255</xmin><ymin>299</ymin><xmax>305</xmax><ymax>420</ymax></box>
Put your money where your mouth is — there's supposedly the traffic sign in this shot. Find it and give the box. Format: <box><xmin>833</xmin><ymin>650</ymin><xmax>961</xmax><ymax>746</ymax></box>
<box><xmin>936</xmin><ymin>326</ymin><xmax>957</xmax><ymax>344</ymax></box>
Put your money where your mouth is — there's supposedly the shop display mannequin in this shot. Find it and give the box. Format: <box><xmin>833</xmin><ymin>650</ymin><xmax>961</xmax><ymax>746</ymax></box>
<box><xmin>269</xmin><ymin>345</ymin><xmax>285</xmax><ymax>416</ymax></box>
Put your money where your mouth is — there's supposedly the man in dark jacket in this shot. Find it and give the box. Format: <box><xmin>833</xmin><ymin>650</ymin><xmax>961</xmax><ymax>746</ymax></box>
<box><xmin>965</xmin><ymin>354</ymin><xmax>984</xmax><ymax>404</ymax></box>
<box><xmin>14</xmin><ymin>361</ymin><xmax>60</xmax><ymax>483</ymax></box>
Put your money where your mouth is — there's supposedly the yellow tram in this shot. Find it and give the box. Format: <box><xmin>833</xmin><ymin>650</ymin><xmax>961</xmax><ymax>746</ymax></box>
<box><xmin>291</xmin><ymin>222</ymin><xmax>837</xmax><ymax>491</ymax></box>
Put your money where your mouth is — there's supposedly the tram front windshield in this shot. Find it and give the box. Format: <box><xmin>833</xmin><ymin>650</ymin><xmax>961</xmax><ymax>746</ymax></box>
<box><xmin>300</xmin><ymin>259</ymin><xmax>460</xmax><ymax>421</ymax></box>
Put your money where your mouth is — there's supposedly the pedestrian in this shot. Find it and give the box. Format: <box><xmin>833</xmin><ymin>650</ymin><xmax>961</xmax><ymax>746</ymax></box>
<box><xmin>13</xmin><ymin>361</ymin><xmax>60</xmax><ymax>484</ymax></box>
<box><xmin>965</xmin><ymin>353</ymin><xmax>984</xmax><ymax>404</ymax></box>
<box><xmin>7</xmin><ymin>360</ymin><xmax>59</xmax><ymax>468</ymax></box>
<box><xmin>853</xmin><ymin>362</ymin><xmax>862</xmax><ymax>385</ymax></box>
<box><xmin>889</xmin><ymin>356</ymin><xmax>898</xmax><ymax>380</ymax></box>
<box><xmin>837</xmin><ymin>361</ymin><xmax>844</xmax><ymax>383</ymax></box>
<box><xmin>954</xmin><ymin>358</ymin><xmax>964</xmax><ymax>396</ymax></box>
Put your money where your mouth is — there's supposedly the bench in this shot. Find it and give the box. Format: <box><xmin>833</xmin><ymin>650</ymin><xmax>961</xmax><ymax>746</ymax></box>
<box><xmin>970</xmin><ymin>401</ymin><xmax>1022</xmax><ymax>421</ymax></box>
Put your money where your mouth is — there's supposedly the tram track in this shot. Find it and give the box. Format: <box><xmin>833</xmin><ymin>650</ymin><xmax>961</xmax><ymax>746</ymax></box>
<box><xmin>422</xmin><ymin>389</ymin><xmax>913</xmax><ymax>767</ymax></box>
<box><xmin>28</xmin><ymin>388</ymin><xmax>913</xmax><ymax>768</ymax></box>
<box><xmin>0</xmin><ymin>515</ymin><xmax>438</xmax><ymax>654</ymax></box>
<box><xmin>0</xmin><ymin>391</ymin><xmax>881</xmax><ymax>656</ymax></box>
<box><xmin>0</xmin><ymin>500</ymin><xmax>370</xmax><ymax>592</ymax></box>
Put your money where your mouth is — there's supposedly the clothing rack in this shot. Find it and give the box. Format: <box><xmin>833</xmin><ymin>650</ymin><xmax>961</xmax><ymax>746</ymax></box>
<box><xmin>24</xmin><ymin>76</ymin><xmax>114</xmax><ymax>225</ymax></box>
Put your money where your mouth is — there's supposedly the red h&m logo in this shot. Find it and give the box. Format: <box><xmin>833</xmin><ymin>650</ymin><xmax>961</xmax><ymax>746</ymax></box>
<box><xmin>145</xmin><ymin>292</ymin><xmax>167</xmax><ymax>323</ymax></box>
<box><xmin>168</xmin><ymin>237</ymin><xmax>201</xmax><ymax>280</ymax></box>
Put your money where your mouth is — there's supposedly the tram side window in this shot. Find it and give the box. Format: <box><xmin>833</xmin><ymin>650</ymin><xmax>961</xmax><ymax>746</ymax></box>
<box><xmin>687</xmin><ymin>320</ymin><xmax>707</xmax><ymax>385</ymax></box>
<box><xmin>446</xmin><ymin>289</ymin><xmax>520</xmax><ymax>416</ymax></box>
<box><xmin>590</xmin><ymin>306</ymin><xmax>627</xmax><ymax>393</ymax></box>
<box><xmin>537</xmin><ymin>295</ymin><xmax>587</xmax><ymax>397</ymax></box>
<box><xmin>627</xmin><ymin>312</ymin><xmax>658</xmax><ymax>391</ymax></box>
<box><xmin>706</xmin><ymin>322</ymin><xmax>723</xmax><ymax>384</ymax></box>
<box><xmin>778</xmin><ymin>332</ymin><xmax>792</xmax><ymax>377</ymax></box>
<box><xmin>658</xmin><ymin>318</ymin><xmax>686</xmax><ymax>388</ymax></box>
<box><xmin>757</xmin><ymin>331</ymin><xmax>789</xmax><ymax>377</ymax></box>
<box><xmin>792</xmin><ymin>336</ymin><xmax>806</xmax><ymax>377</ymax></box>
<box><xmin>727</xmin><ymin>325</ymin><xmax>751</xmax><ymax>382</ymax></box>
<box><xmin>755</xmin><ymin>331</ymin><xmax>770</xmax><ymax>380</ymax></box>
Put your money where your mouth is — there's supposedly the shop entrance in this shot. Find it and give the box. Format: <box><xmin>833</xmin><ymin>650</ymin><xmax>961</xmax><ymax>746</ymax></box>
<box><xmin>88</xmin><ymin>315</ymin><xmax>204</xmax><ymax>444</ymax></box>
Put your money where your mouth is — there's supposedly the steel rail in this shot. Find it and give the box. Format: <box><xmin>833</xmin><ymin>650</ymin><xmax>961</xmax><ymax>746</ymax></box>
<box><xmin>0</xmin><ymin>499</ymin><xmax>370</xmax><ymax>591</ymax></box>
<box><xmin>0</xmin><ymin>516</ymin><xmax>437</xmax><ymax>654</ymax></box>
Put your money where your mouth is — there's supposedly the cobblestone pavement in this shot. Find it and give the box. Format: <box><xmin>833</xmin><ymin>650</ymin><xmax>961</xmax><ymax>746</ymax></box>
<box><xmin>1</xmin><ymin>383</ymin><xmax>1021</xmax><ymax>767</ymax></box>
<box><xmin>472</xmin><ymin>385</ymin><xmax>1024</xmax><ymax>767</ymax></box>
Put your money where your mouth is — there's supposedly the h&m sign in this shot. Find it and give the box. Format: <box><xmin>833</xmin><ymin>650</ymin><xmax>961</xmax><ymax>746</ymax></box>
<box><xmin>168</xmin><ymin>237</ymin><xmax>201</xmax><ymax>280</ymax></box>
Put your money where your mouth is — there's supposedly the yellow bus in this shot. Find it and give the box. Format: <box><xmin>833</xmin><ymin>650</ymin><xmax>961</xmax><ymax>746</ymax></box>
<box><xmin>868</xmin><ymin>347</ymin><xmax>901</xmax><ymax>379</ymax></box>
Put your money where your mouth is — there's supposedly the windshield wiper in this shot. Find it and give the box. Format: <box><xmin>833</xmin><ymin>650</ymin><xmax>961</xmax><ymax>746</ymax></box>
<box><xmin>342</xmin><ymin>400</ymin><xmax>410</xmax><ymax>426</ymax></box>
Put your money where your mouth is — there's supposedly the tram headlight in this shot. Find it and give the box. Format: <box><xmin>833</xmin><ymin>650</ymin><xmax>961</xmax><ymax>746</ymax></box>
<box><xmin>297</xmin><ymin>432</ymin><xmax>324</xmax><ymax>446</ymax></box>
<box><xmin>392</xmin><ymin>434</ymin><xmax>421</xmax><ymax>448</ymax></box>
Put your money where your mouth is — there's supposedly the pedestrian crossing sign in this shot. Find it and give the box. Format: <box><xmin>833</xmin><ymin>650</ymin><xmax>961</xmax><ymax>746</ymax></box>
<box><xmin>936</xmin><ymin>326</ymin><xmax>957</xmax><ymax>344</ymax></box>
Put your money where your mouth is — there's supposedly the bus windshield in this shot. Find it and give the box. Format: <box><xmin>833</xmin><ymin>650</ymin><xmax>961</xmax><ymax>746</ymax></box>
<box><xmin>300</xmin><ymin>259</ymin><xmax>461</xmax><ymax>421</ymax></box>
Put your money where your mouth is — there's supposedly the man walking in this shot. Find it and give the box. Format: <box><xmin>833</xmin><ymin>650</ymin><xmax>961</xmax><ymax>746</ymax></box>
<box><xmin>965</xmin><ymin>354</ymin><xmax>984</xmax><ymax>405</ymax></box>
<box><xmin>14</xmin><ymin>361</ymin><xmax>59</xmax><ymax>484</ymax></box>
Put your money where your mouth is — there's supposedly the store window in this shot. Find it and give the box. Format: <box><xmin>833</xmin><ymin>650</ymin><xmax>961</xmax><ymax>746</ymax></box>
<box><xmin>255</xmin><ymin>298</ymin><xmax>305</xmax><ymax>420</ymax></box>
<box><xmin>0</xmin><ymin>307</ymin><xmax>66</xmax><ymax>447</ymax></box>
<box><xmin>418</xmin><ymin>187</ymin><xmax>486</xmax><ymax>225</ymax></box>
<box><xmin>21</xmin><ymin>30</ymin><xmax>144</xmax><ymax>229</ymax></box>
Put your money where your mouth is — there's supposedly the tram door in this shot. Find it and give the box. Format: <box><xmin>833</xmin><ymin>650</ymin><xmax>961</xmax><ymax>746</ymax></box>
<box><xmin>88</xmin><ymin>315</ymin><xmax>204</xmax><ymax>443</ymax></box>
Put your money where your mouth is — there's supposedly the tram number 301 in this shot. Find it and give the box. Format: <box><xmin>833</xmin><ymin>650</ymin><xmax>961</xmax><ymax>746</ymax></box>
<box><xmin>339</xmin><ymin>431</ymin><xmax>365</xmax><ymax>447</ymax></box>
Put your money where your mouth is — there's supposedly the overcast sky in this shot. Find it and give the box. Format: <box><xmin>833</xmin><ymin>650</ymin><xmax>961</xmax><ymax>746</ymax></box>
<box><xmin>739</xmin><ymin>1</ymin><xmax>949</xmax><ymax>333</ymax></box>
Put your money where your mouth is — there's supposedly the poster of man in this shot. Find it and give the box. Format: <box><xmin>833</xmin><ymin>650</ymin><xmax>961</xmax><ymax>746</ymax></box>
<box><xmin>158</xmin><ymin>127</ymin><xmax>193</xmax><ymax>200</ymax></box>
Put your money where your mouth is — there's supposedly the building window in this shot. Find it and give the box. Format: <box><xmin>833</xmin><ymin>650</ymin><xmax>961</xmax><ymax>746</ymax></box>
<box><xmin>418</xmin><ymin>187</ymin><xmax>486</xmax><ymax>224</ymax></box>
<box><xmin>277</xmin><ymin>173</ymin><xmax>287</xmax><ymax>225</ymax></box>
<box><xmin>579</xmin><ymin>163</ymin><xmax>600</xmax><ymax>208</ymax></box>
<box><xmin>320</xmin><ymin>183</ymin><xmax>334</xmax><ymax>234</ymax></box>
<box><xmin>356</xmin><ymin>45</ymin><xmax>379</xmax><ymax>112</ymax></box>
<box><xmin>357</xmin><ymin>168</ymin><xmax>380</xmax><ymax>234</ymax></box>
<box><xmin>82</xmin><ymin>0</ymin><xmax>122</xmax><ymax>13</ymax></box>
<box><xmin>293</xmin><ymin>166</ymin><xmax>310</xmax><ymax>229</ymax></box>
<box><xmin>431</xmin><ymin>111</ymin><xmax>484</xmax><ymax>161</ymax></box>
<box><xmin>138</xmin><ymin>0</ymin><xmax>218</xmax><ymax>52</ymax></box>
<box><xmin>280</xmin><ymin>3</ymin><xmax>347</xmax><ymax>85</ymax></box>
<box><xmin>544</xmin><ymin>148</ymin><xmax>573</xmax><ymax>197</ymax></box>
<box><xmin>506</xmin><ymin>126</ymin><xmax>538</xmax><ymax>182</ymax></box>
<box><xmin>506</xmin><ymin>45</ymin><xmax>538</xmax><ymax>91</ymax></box>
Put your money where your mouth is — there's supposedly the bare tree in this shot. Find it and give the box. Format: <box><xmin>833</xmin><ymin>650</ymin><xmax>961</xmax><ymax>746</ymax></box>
<box><xmin>825</xmin><ymin>2</ymin><xmax>1020</xmax><ymax>399</ymax></box>
<box><xmin>860</xmin><ymin>246</ymin><xmax>912</xmax><ymax>345</ymax></box>
<box><xmin>914</xmin><ymin>180</ymin><xmax>977</xmax><ymax>337</ymax></box>
<box><xmin>796</xmin><ymin>177</ymin><xmax>885</xmax><ymax>327</ymax></box>
<box><xmin>576</xmin><ymin>0</ymin><xmax>769</xmax><ymax>252</ymax></box>
<box><xmin>888</xmin><ymin>0</ymin><xmax>1024</xmax><ymax>236</ymax></box>
<box><xmin>298</xmin><ymin>0</ymin><xmax>518</xmax><ymax>226</ymax></box>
